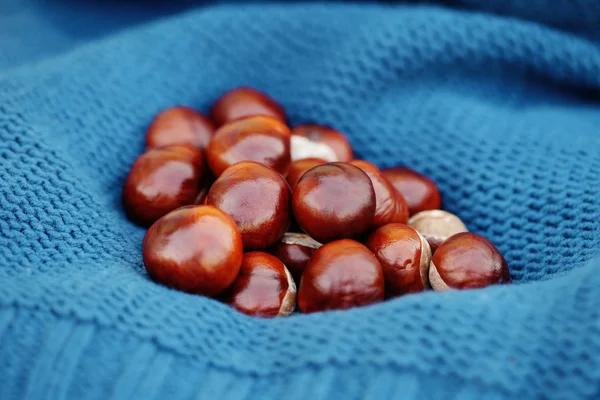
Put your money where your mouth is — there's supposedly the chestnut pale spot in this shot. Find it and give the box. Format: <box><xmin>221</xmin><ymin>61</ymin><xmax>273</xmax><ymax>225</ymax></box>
<box><xmin>428</xmin><ymin>262</ymin><xmax>450</xmax><ymax>292</ymax></box>
<box><xmin>279</xmin><ymin>264</ymin><xmax>297</xmax><ymax>315</ymax></box>
<box><xmin>408</xmin><ymin>210</ymin><xmax>468</xmax><ymax>253</ymax></box>
<box><xmin>291</xmin><ymin>135</ymin><xmax>338</xmax><ymax>162</ymax></box>
<box><xmin>292</xmin><ymin>124</ymin><xmax>354</xmax><ymax>162</ymax></box>
<box><xmin>416</xmin><ymin>231</ymin><xmax>432</xmax><ymax>288</ymax></box>
<box><xmin>278</xmin><ymin>232</ymin><xmax>322</xmax><ymax>248</ymax></box>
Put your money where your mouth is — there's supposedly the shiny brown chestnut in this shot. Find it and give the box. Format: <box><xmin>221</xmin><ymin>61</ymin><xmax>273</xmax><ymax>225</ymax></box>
<box><xmin>382</xmin><ymin>167</ymin><xmax>442</xmax><ymax>215</ymax></box>
<box><xmin>206</xmin><ymin>115</ymin><xmax>291</xmax><ymax>177</ymax></box>
<box><xmin>286</xmin><ymin>158</ymin><xmax>327</xmax><ymax>191</ymax></box>
<box><xmin>145</xmin><ymin>106</ymin><xmax>215</xmax><ymax>151</ymax></box>
<box><xmin>408</xmin><ymin>210</ymin><xmax>468</xmax><ymax>253</ymax></box>
<box><xmin>143</xmin><ymin>205</ymin><xmax>243</xmax><ymax>296</ymax></box>
<box><xmin>349</xmin><ymin>160</ymin><xmax>409</xmax><ymax>227</ymax></box>
<box><xmin>206</xmin><ymin>161</ymin><xmax>291</xmax><ymax>250</ymax></box>
<box><xmin>366</xmin><ymin>223</ymin><xmax>432</xmax><ymax>298</ymax></box>
<box><xmin>429</xmin><ymin>232</ymin><xmax>511</xmax><ymax>291</ymax></box>
<box><xmin>269</xmin><ymin>233</ymin><xmax>322</xmax><ymax>283</ymax></box>
<box><xmin>122</xmin><ymin>145</ymin><xmax>204</xmax><ymax>226</ymax></box>
<box><xmin>298</xmin><ymin>239</ymin><xmax>384</xmax><ymax>313</ymax></box>
<box><xmin>292</xmin><ymin>124</ymin><xmax>354</xmax><ymax>162</ymax></box>
<box><xmin>220</xmin><ymin>252</ymin><xmax>296</xmax><ymax>317</ymax></box>
<box><xmin>211</xmin><ymin>87</ymin><xmax>287</xmax><ymax>126</ymax></box>
<box><xmin>292</xmin><ymin>162</ymin><xmax>376</xmax><ymax>243</ymax></box>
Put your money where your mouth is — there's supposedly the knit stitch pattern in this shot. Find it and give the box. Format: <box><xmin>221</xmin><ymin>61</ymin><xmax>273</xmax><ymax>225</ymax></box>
<box><xmin>1</xmin><ymin>1</ymin><xmax>599</xmax><ymax>399</ymax></box>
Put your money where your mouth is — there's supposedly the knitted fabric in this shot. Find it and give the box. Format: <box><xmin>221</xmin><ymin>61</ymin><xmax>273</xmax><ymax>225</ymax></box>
<box><xmin>1</xmin><ymin>1</ymin><xmax>600</xmax><ymax>399</ymax></box>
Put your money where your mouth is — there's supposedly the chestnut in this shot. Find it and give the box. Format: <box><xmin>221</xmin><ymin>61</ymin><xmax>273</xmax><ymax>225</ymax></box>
<box><xmin>297</xmin><ymin>239</ymin><xmax>384</xmax><ymax>313</ymax></box>
<box><xmin>349</xmin><ymin>160</ymin><xmax>409</xmax><ymax>227</ymax></box>
<box><xmin>408</xmin><ymin>210</ymin><xmax>468</xmax><ymax>253</ymax></box>
<box><xmin>145</xmin><ymin>106</ymin><xmax>215</xmax><ymax>151</ymax></box>
<box><xmin>430</xmin><ymin>232</ymin><xmax>511</xmax><ymax>291</ymax></box>
<box><xmin>292</xmin><ymin>162</ymin><xmax>375</xmax><ymax>243</ymax></box>
<box><xmin>286</xmin><ymin>158</ymin><xmax>327</xmax><ymax>191</ymax></box>
<box><xmin>211</xmin><ymin>87</ymin><xmax>286</xmax><ymax>126</ymax></box>
<box><xmin>269</xmin><ymin>232</ymin><xmax>322</xmax><ymax>283</ymax></box>
<box><xmin>382</xmin><ymin>167</ymin><xmax>442</xmax><ymax>215</ymax></box>
<box><xmin>219</xmin><ymin>252</ymin><xmax>296</xmax><ymax>317</ymax></box>
<box><xmin>292</xmin><ymin>124</ymin><xmax>354</xmax><ymax>162</ymax></box>
<box><xmin>122</xmin><ymin>145</ymin><xmax>205</xmax><ymax>226</ymax></box>
<box><xmin>206</xmin><ymin>161</ymin><xmax>291</xmax><ymax>250</ymax></box>
<box><xmin>142</xmin><ymin>205</ymin><xmax>243</xmax><ymax>296</ymax></box>
<box><xmin>366</xmin><ymin>223</ymin><xmax>432</xmax><ymax>297</ymax></box>
<box><xmin>206</xmin><ymin>115</ymin><xmax>291</xmax><ymax>177</ymax></box>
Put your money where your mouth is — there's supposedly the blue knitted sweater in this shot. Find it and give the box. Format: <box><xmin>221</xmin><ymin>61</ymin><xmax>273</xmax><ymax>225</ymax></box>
<box><xmin>1</xmin><ymin>1</ymin><xmax>599</xmax><ymax>399</ymax></box>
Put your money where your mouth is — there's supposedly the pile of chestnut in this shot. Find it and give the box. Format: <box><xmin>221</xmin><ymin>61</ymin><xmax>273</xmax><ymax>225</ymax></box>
<box><xmin>122</xmin><ymin>87</ymin><xmax>512</xmax><ymax>318</ymax></box>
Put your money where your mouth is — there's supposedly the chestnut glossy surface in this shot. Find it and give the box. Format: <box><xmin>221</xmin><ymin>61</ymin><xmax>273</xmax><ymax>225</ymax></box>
<box><xmin>430</xmin><ymin>232</ymin><xmax>511</xmax><ymax>291</ymax></box>
<box><xmin>382</xmin><ymin>167</ymin><xmax>442</xmax><ymax>215</ymax></box>
<box><xmin>206</xmin><ymin>115</ymin><xmax>291</xmax><ymax>177</ymax></box>
<box><xmin>408</xmin><ymin>210</ymin><xmax>468</xmax><ymax>253</ymax></box>
<box><xmin>292</xmin><ymin>124</ymin><xmax>354</xmax><ymax>162</ymax></box>
<box><xmin>145</xmin><ymin>106</ymin><xmax>215</xmax><ymax>151</ymax></box>
<box><xmin>211</xmin><ymin>87</ymin><xmax>287</xmax><ymax>126</ymax></box>
<box><xmin>220</xmin><ymin>252</ymin><xmax>296</xmax><ymax>317</ymax></box>
<box><xmin>143</xmin><ymin>205</ymin><xmax>243</xmax><ymax>296</ymax></box>
<box><xmin>122</xmin><ymin>145</ymin><xmax>204</xmax><ymax>226</ymax></box>
<box><xmin>292</xmin><ymin>162</ymin><xmax>376</xmax><ymax>243</ymax></box>
<box><xmin>298</xmin><ymin>239</ymin><xmax>384</xmax><ymax>313</ymax></box>
<box><xmin>206</xmin><ymin>161</ymin><xmax>291</xmax><ymax>250</ymax></box>
<box><xmin>366</xmin><ymin>223</ymin><xmax>432</xmax><ymax>297</ymax></box>
<box><xmin>269</xmin><ymin>232</ymin><xmax>322</xmax><ymax>283</ymax></box>
<box><xmin>286</xmin><ymin>158</ymin><xmax>327</xmax><ymax>191</ymax></box>
<box><xmin>350</xmin><ymin>160</ymin><xmax>409</xmax><ymax>227</ymax></box>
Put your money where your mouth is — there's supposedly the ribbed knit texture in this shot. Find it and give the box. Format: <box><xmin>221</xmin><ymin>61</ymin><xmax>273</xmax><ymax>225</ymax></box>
<box><xmin>1</xmin><ymin>1</ymin><xmax>599</xmax><ymax>399</ymax></box>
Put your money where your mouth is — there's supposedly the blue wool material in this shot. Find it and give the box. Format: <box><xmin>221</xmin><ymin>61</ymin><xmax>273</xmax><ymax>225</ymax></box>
<box><xmin>1</xmin><ymin>1</ymin><xmax>600</xmax><ymax>399</ymax></box>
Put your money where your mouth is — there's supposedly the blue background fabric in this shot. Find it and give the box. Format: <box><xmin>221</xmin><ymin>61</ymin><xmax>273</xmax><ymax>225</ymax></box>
<box><xmin>1</xmin><ymin>0</ymin><xmax>600</xmax><ymax>398</ymax></box>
